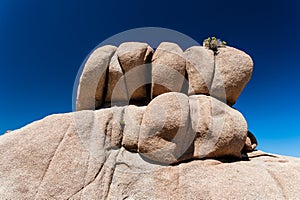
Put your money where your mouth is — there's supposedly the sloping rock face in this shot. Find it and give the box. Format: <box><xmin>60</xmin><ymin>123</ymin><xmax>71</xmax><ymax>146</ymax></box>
<box><xmin>0</xmin><ymin>114</ymin><xmax>300</xmax><ymax>199</ymax></box>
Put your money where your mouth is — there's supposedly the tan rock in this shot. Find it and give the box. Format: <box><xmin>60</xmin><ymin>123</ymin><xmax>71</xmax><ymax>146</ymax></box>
<box><xmin>151</xmin><ymin>42</ymin><xmax>186</xmax><ymax>97</ymax></box>
<box><xmin>107</xmin><ymin>150</ymin><xmax>300</xmax><ymax>199</ymax></box>
<box><xmin>138</xmin><ymin>92</ymin><xmax>191</xmax><ymax>164</ymax></box>
<box><xmin>122</xmin><ymin>105</ymin><xmax>146</xmax><ymax>152</ymax></box>
<box><xmin>95</xmin><ymin>107</ymin><xmax>124</xmax><ymax>149</ymax></box>
<box><xmin>243</xmin><ymin>130</ymin><xmax>258</xmax><ymax>152</ymax></box>
<box><xmin>185</xmin><ymin>46</ymin><xmax>215</xmax><ymax>95</ymax></box>
<box><xmin>0</xmin><ymin>109</ymin><xmax>127</xmax><ymax>199</ymax></box>
<box><xmin>0</xmin><ymin>113</ymin><xmax>76</xmax><ymax>199</ymax></box>
<box><xmin>105</xmin><ymin>53</ymin><xmax>129</xmax><ymax>105</ymax></box>
<box><xmin>244</xmin><ymin>137</ymin><xmax>252</xmax><ymax>151</ymax></box>
<box><xmin>117</xmin><ymin>42</ymin><xmax>153</xmax><ymax>72</ymax></box>
<box><xmin>117</xmin><ymin>42</ymin><xmax>153</xmax><ymax>101</ymax></box>
<box><xmin>72</xmin><ymin>110</ymin><xmax>123</xmax><ymax>198</ymax></box>
<box><xmin>189</xmin><ymin>95</ymin><xmax>248</xmax><ymax>158</ymax></box>
<box><xmin>1</xmin><ymin>112</ymin><xmax>300</xmax><ymax>199</ymax></box>
<box><xmin>138</xmin><ymin>93</ymin><xmax>247</xmax><ymax>163</ymax></box>
<box><xmin>76</xmin><ymin>43</ymin><xmax>253</xmax><ymax>109</ymax></box>
<box><xmin>36</xmin><ymin>111</ymin><xmax>103</xmax><ymax>199</ymax></box>
<box><xmin>76</xmin><ymin>45</ymin><xmax>116</xmax><ymax>111</ymax></box>
<box><xmin>211</xmin><ymin>46</ymin><xmax>253</xmax><ymax>105</ymax></box>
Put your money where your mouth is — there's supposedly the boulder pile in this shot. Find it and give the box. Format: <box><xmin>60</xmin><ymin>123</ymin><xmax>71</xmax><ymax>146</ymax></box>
<box><xmin>76</xmin><ymin>41</ymin><xmax>256</xmax><ymax>164</ymax></box>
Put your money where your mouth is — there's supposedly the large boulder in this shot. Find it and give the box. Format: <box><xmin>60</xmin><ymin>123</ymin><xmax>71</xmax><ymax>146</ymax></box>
<box><xmin>185</xmin><ymin>46</ymin><xmax>215</xmax><ymax>95</ymax></box>
<box><xmin>138</xmin><ymin>93</ymin><xmax>247</xmax><ymax>164</ymax></box>
<box><xmin>189</xmin><ymin>95</ymin><xmax>247</xmax><ymax>159</ymax></box>
<box><xmin>0</xmin><ymin>113</ymin><xmax>299</xmax><ymax>199</ymax></box>
<box><xmin>138</xmin><ymin>92</ymin><xmax>191</xmax><ymax>164</ymax></box>
<box><xmin>211</xmin><ymin>46</ymin><xmax>253</xmax><ymax>105</ymax></box>
<box><xmin>76</xmin><ymin>45</ymin><xmax>116</xmax><ymax>111</ymax></box>
<box><xmin>105</xmin><ymin>53</ymin><xmax>128</xmax><ymax>104</ymax></box>
<box><xmin>117</xmin><ymin>42</ymin><xmax>153</xmax><ymax>101</ymax></box>
<box><xmin>151</xmin><ymin>42</ymin><xmax>186</xmax><ymax>97</ymax></box>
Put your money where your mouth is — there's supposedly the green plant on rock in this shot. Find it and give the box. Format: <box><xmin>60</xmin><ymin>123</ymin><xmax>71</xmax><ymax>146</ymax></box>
<box><xmin>119</xmin><ymin>119</ymin><xmax>125</xmax><ymax>130</ymax></box>
<box><xmin>203</xmin><ymin>37</ymin><xmax>227</xmax><ymax>53</ymax></box>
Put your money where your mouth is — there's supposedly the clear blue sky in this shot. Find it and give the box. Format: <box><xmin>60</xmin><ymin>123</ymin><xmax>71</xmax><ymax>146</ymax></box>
<box><xmin>0</xmin><ymin>0</ymin><xmax>299</xmax><ymax>157</ymax></box>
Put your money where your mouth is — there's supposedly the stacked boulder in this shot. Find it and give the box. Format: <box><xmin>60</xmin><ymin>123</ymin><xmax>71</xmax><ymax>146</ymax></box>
<box><xmin>76</xmin><ymin>41</ymin><xmax>256</xmax><ymax>164</ymax></box>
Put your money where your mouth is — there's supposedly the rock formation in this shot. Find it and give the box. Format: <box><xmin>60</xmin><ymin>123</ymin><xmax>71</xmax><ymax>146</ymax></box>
<box><xmin>75</xmin><ymin>41</ymin><xmax>255</xmax><ymax>164</ymax></box>
<box><xmin>1</xmin><ymin>41</ymin><xmax>299</xmax><ymax>199</ymax></box>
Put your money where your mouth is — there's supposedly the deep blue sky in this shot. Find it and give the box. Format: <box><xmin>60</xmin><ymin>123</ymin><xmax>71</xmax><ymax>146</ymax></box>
<box><xmin>0</xmin><ymin>0</ymin><xmax>299</xmax><ymax>157</ymax></box>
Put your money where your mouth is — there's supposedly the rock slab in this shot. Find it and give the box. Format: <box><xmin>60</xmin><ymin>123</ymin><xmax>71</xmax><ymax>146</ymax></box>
<box><xmin>1</xmin><ymin>112</ymin><xmax>299</xmax><ymax>199</ymax></box>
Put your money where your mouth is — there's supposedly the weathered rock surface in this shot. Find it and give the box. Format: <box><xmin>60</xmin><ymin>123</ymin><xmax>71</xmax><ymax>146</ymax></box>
<box><xmin>108</xmin><ymin>150</ymin><xmax>300</xmax><ymax>200</ymax></box>
<box><xmin>122</xmin><ymin>105</ymin><xmax>146</xmax><ymax>152</ymax></box>
<box><xmin>117</xmin><ymin>42</ymin><xmax>153</xmax><ymax>73</ymax></box>
<box><xmin>210</xmin><ymin>46</ymin><xmax>253</xmax><ymax>105</ymax></box>
<box><xmin>76</xmin><ymin>43</ymin><xmax>253</xmax><ymax>110</ymax></box>
<box><xmin>0</xmin><ymin>113</ymin><xmax>299</xmax><ymax>199</ymax></box>
<box><xmin>189</xmin><ymin>95</ymin><xmax>247</xmax><ymax>159</ymax></box>
<box><xmin>151</xmin><ymin>42</ymin><xmax>186</xmax><ymax>97</ymax></box>
<box><xmin>117</xmin><ymin>42</ymin><xmax>153</xmax><ymax>101</ymax></box>
<box><xmin>138</xmin><ymin>92</ymin><xmax>247</xmax><ymax>164</ymax></box>
<box><xmin>76</xmin><ymin>45</ymin><xmax>116</xmax><ymax>111</ymax></box>
<box><xmin>105</xmin><ymin>53</ymin><xmax>128</xmax><ymax>104</ymax></box>
<box><xmin>138</xmin><ymin>92</ymin><xmax>191</xmax><ymax>164</ymax></box>
<box><xmin>185</xmin><ymin>46</ymin><xmax>215</xmax><ymax>95</ymax></box>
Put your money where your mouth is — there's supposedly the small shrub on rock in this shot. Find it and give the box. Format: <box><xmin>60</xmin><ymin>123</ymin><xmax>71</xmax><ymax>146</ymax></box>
<box><xmin>203</xmin><ymin>37</ymin><xmax>227</xmax><ymax>53</ymax></box>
